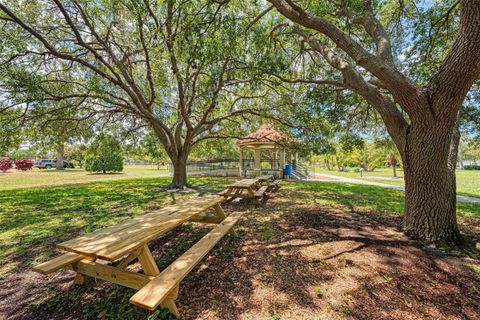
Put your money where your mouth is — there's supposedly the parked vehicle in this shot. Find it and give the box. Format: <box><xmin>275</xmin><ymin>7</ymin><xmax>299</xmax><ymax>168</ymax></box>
<box><xmin>34</xmin><ymin>159</ymin><xmax>75</xmax><ymax>169</ymax></box>
<box><xmin>63</xmin><ymin>161</ymin><xmax>75</xmax><ymax>168</ymax></box>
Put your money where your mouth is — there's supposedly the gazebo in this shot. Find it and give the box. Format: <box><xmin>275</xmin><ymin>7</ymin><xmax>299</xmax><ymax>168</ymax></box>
<box><xmin>236</xmin><ymin>125</ymin><xmax>298</xmax><ymax>178</ymax></box>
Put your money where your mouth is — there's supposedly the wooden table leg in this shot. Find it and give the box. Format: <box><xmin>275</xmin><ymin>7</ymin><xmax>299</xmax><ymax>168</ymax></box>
<box><xmin>213</xmin><ymin>203</ymin><xmax>237</xmax><ymax>236</ymax></box>
<box><xmin>73</xmin><ymin>256</ymin><xmax>95</xmax><ymax>285</ymax></box>
<box><xmin>137</xmin><ymin>244</ymin><xmax>160</xmax><ymax>276</ymax></box>
<box><xmin>160</xmin><ymin>285</ymin><xmax>180</xmax><ymax>318</ymax></box>
<box><xmin>247</xmin><ymin>187</ymin><xmax>261</xmax><ymax>205</ymax></box>
<box><xmin>224</xmin><ymin>187</ymin><xmax>233</xmax><ymax>198</ymax></box>
<box><xmin>117</xmin><ymin>247</ymin><xmax>142</xmax><ymax>269</ymax></box>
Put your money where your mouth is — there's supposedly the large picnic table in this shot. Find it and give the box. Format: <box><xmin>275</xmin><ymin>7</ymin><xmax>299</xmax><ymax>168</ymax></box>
<box><xmin>220</xmin><ymin>175</ymin><xmax>274</xmax><ymax>204</ymax></box>
<box><xmin>33</xmin><ymin>195</ymin><xmax>243</xmax><ymax>318</ymax></box>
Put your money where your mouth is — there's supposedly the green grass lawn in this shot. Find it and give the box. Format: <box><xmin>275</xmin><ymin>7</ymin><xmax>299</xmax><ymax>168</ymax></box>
<box><xmin>0</xmin><ymin>176</ymin><xmax>479</xmax><ymax>319</ymax></box>
<box><xmin>1</xmin><ymin>176</ymin><xmax>478</xmax><ymax>276</ymax></box>
<box><xmin>310</xmin><ymin>167</ymin><xmax>480</xmax><ymax>198</ymax></box>
<box><xmin>0</xmin><ymin>176</ymin><xmax>231</xmax><ymax>276</ymax></box>
<box><xmin>0</xmin><ymin>164</ymin><xmax>169</xmax><ymax>190</ymax></box>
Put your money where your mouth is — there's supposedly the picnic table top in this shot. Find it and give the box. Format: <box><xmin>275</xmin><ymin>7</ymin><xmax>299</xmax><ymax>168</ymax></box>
<box><xmin>258</xmin><ymin>175</ymin><xmax>273</xmax><ymax>181</ymax></box>
<box><xmin>228</xmin><ymin>178</ymin><xmax>261</xmax><ymax>188</ymax></box>
<box><xmin>228</xmin><ymin>175</ymin><xmax>273</xmax><ymax>188</ymax></box>
<box><xmin>57</xmin><ymin>195</ymin><xmax>223</xmax><ymax>261</ymax></box>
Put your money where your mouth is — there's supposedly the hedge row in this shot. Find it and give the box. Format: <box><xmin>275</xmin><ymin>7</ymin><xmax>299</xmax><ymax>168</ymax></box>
<box><xmin>464</xmin><ymin>164</ymin><xmax>480</xmax><ymax>170</ymax></box>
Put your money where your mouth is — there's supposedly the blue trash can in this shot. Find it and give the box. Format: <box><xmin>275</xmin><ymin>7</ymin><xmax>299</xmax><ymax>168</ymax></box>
<box><xmin>284</xmin><ymin>164</ymin><xmax>293</xmax><ymax>177</ymax></box>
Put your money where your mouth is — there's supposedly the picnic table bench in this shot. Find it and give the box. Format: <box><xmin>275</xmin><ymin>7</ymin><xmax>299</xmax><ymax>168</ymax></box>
<box><xmin>218</xmin><ymin>175</ymin><xmax>274</xmax><ymax>204</ymax></box>
<box><xmin>32</xmin><ymin>195</ymin><xmax>243</xmax><ymax>318</ymax></box>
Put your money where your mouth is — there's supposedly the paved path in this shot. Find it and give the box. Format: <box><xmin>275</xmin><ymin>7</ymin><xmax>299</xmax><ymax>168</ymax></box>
<box><xmin>307</xmin><ymin>173</ymin><xmax>480</xmax><ymax>204</ymax></box>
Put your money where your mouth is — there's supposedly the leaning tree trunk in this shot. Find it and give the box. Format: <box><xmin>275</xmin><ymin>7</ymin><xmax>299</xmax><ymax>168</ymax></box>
<box><xmin>402</xmin><ymin>122</ymin><xmax>461</xmax><ymax>244</ymax></box>
<box><xmin>56</xmin><ymin>142</ymin><xmax>65</xmax><ymax>170</ymax></box>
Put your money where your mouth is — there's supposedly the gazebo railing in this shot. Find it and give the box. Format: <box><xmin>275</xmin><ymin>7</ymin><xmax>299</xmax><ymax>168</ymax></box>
<box><xmin>168</xmin><ymin>159</ymin><xmax>240</xmax><ymax>173</ymax></box>
<box><xmin>241</xmin><ymin>159</ymin><xmax>280</xmax><ymax>170</ymax></box>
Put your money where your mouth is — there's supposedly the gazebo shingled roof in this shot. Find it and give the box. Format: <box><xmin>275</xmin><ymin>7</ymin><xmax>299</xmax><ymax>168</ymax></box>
<box><xmin>236</xmin><ymin>125</ymin><xmax>289</xmax><ymax>146</ymax></box>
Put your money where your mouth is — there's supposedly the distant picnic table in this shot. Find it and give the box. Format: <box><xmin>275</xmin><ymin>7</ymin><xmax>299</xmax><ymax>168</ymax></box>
<box><xmin>219</xmin><ymin>175</ymin><xmax>279</xmax><ymax>204</ymax></box>
<box><xmin>33</xmin><ymin>195</ymin><xmax>243</xmax><ymax>318</ymax></box>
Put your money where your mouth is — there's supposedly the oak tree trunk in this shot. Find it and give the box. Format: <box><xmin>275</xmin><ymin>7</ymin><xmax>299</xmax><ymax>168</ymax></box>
<box><xmin>56</xmin><ymin>142</ymin><xmax>65</xmax><ymax>170</ymax></box>
<box><xmin>170</xmin><ymin>151</ymin><xmax>188</xmax><ymax>189</ymax></box>
<box><xmin>402</xmin><ymin>123</ymin><xmax>461</xmax><ymax>243</ymax></box>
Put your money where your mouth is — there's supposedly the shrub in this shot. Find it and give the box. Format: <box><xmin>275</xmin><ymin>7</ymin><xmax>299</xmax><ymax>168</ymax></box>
<box><xmin>85</xmin><ymin>134</ymin><xmax>123</xmax><ymax>173</ymax></box>
<box><xmin>0</xmin><ymin>159</ymin><xmax>14</xmax><ymax>172</ymax></box>
<box><xmin>15</xmin><ymin>159</ymin><xmax>34</xmax><ymax>171</ymax></box>
<box><xmin>464</xmin><ymin>164</ymin><xmax>480</xmax><ymax>170</ymax></box>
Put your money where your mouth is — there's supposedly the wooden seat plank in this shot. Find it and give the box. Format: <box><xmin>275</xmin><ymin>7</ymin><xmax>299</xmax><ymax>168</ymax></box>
<box><xmin>130</xmin><ymin>211</ymin><xmax>244</xmax><ymax>311</ymax></box>
<box><xmin>58</xmin><ymin>196</ymin><xmax>224</xmax><ymax>261</ymax></box>
<box><xmin>32</xmin><ymin>252</ymin><xmax>84</xmax><ymax>275</ymax></box>
<box><xmin>255</xmin><ymin>186</ymin><xmax>269</xmax><ymax>198</ymax></box>
<box><xmin>217</xmin><ymin>189</ymin><xmax>229</xmax><ymax>196</ymax></box>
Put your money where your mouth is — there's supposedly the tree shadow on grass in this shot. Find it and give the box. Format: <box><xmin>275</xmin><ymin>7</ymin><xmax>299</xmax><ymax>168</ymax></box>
<box><xmin>185</xmin><ymin>184</ymin><xmax>480</xmax><ymax>319</ymax></box>
<box><xmin>1</xmin><ymin>180</ymin><xmax>479</xmax><ymax>320</ymax></box>
<box><xmin>0</xmin><ymin>177</ymin><xmax>235</xmax><ymax>276</ymax></box>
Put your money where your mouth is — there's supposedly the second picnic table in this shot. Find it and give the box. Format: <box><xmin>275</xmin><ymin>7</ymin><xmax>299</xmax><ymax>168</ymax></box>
<box><xmin>220</xmin><ymin>175</ymin><xmax>273</xmax><ymax>204</ymax></box>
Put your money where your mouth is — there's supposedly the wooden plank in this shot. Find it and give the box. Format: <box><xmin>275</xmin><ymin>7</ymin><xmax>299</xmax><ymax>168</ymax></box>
<box><xmin>247</xmin><ymin>187</ymin><xmax>262</xmax><ymax>205</ymax></box>
<box><xmin>58</xmin><ymin>195</ymin><xmax>222</xmax><ymax>252</ymax></box>
<box><xmin>190</xmin><ymin>215</ymin><xmax>224</xmax><ymax>224</ymax></box>
<box><xmin>255</xmin><ymin>186</ymin><xmax>269</xmax><ymax>197</ymax></box>
<box><xmin>73</xmin><ymin>259</ymin><xmax>154</xmax><ymax>290</ymax></box>
<box><xmin>117</xmin><ymin>247</ymin><xmax>142</xmax><ymax>269</ymax></box>
<box><xmin>160</xmin><ymin>298</ymin><xmax>180</xmax><ymax>318</ymax></box>
<box><xmin>258</xmin><ymin>175</ymin><xmax>273</xmax><ymax>182</ymax></box>
<box><xmin>58</xmin><ymin>196</ymin><xmax>223</xmax><ymax>261</ymax></box>
<box><xmin>217</xmin><ymin>189</ymin><xmax>229</xmax><ymax>196</ymax></box>
<box><xmin>228</xmin><ymin>178</ymin><xmax>260</xmax><ymax>188</ymax></box>
<box><xmin>130</xmin><ymin>211</ymin><xmax>244</xmax><ymax>311</ymax></box>
<box><xmin>32</xmin><ymin>252</ymin><xmax>84</xmax><ymax>275</ymax></box>
<box><xmin>137</xmin><ymin>245</ymin><xmax>160</xmax><ymax>276</ymax></box>
<box><xmin>95</xmin><ymin>197</ymin><xmax>223</xmax><ymax>261</ymax></box>
<box><xmin>57</xmin><ymin>206</ymin><xmax>181</xmax><ymax>252</ymax></box>
<box><xmin>222</xmin><ymin>193</ymin><xmax>255</xmax><ymax>198</ymax></box>
<box><xmin>213</xmin><ymin>204</ymin><xmax>237</xmax><ymax>236</ymax></box>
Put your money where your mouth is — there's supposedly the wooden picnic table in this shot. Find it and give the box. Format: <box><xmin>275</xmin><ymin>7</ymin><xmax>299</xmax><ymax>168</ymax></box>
<box><xmin>220</xmin><ymin>175</ymin><xmax>273</xmax><ymax>204</ymax></box>
<box><xmin>33</xmin><ymin>195</ymin><xmax>243</xmax><ymax>318</ymax></box>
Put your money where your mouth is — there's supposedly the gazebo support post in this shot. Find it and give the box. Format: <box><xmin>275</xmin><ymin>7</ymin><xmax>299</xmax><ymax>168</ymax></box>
<box><xmin>254</xmin><ymin>148</ymin><xmax>261</xmax><ymax>177</ymax></box>
<box><xmin>239</xmin><ymin>148</ymin><xmax>244</xmax><ymax>177</ymax></box>
<box><xmin>279</xmin><ymin>148</ymin><xmax>285</xmax><ymax>179</ymax></box>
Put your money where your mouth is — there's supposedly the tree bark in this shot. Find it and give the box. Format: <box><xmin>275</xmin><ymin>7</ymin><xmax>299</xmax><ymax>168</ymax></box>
<box><xmin>170</xmin><ymin>153</ymin><xmax>188</xmax><ymax>189</ymax></box>
<box><xmin>56</xmin><ymin>142</ymin><xmax>65</xmax><ymax>170</ymax></box>
<box><xmin>402</xmin><ymin>122</ymin><xmax>461</xmax><ymax>243</ymax></box>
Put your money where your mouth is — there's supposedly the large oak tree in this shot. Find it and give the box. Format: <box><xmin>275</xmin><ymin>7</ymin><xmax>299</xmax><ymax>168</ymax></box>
<box><xmin>267</xmin><ymin>0</ymin><xmax>480</xmax><ymax>243</ymax></box>
<box><xmin>0</xmin><ymin>0</ymin><xmax>273</xmax><ymax>188</ymax></box>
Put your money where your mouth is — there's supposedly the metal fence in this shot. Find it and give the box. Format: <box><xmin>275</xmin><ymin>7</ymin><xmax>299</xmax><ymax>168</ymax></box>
<box><xmin>166</xmin><ymin>158</ymin><xmax>312</xmax><ymax>179</ymax></box>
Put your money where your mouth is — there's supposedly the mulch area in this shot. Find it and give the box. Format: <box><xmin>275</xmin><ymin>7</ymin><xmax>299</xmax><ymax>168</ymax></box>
<box><xmin>1</xmin><ymin>187</ymin><xmax>479</xmax><ymax>320</ymax></box>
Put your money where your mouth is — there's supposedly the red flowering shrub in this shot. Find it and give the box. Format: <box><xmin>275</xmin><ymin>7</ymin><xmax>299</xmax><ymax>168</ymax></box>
<box><xmin>0</xmin><ymin>159</ymin><xmax>14</xmax><ymax>172</ymax></box>
<box><xmin>15</xmin><ymin>159</ymin><xmax>34</xmax><ymax>171</ymax></box>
